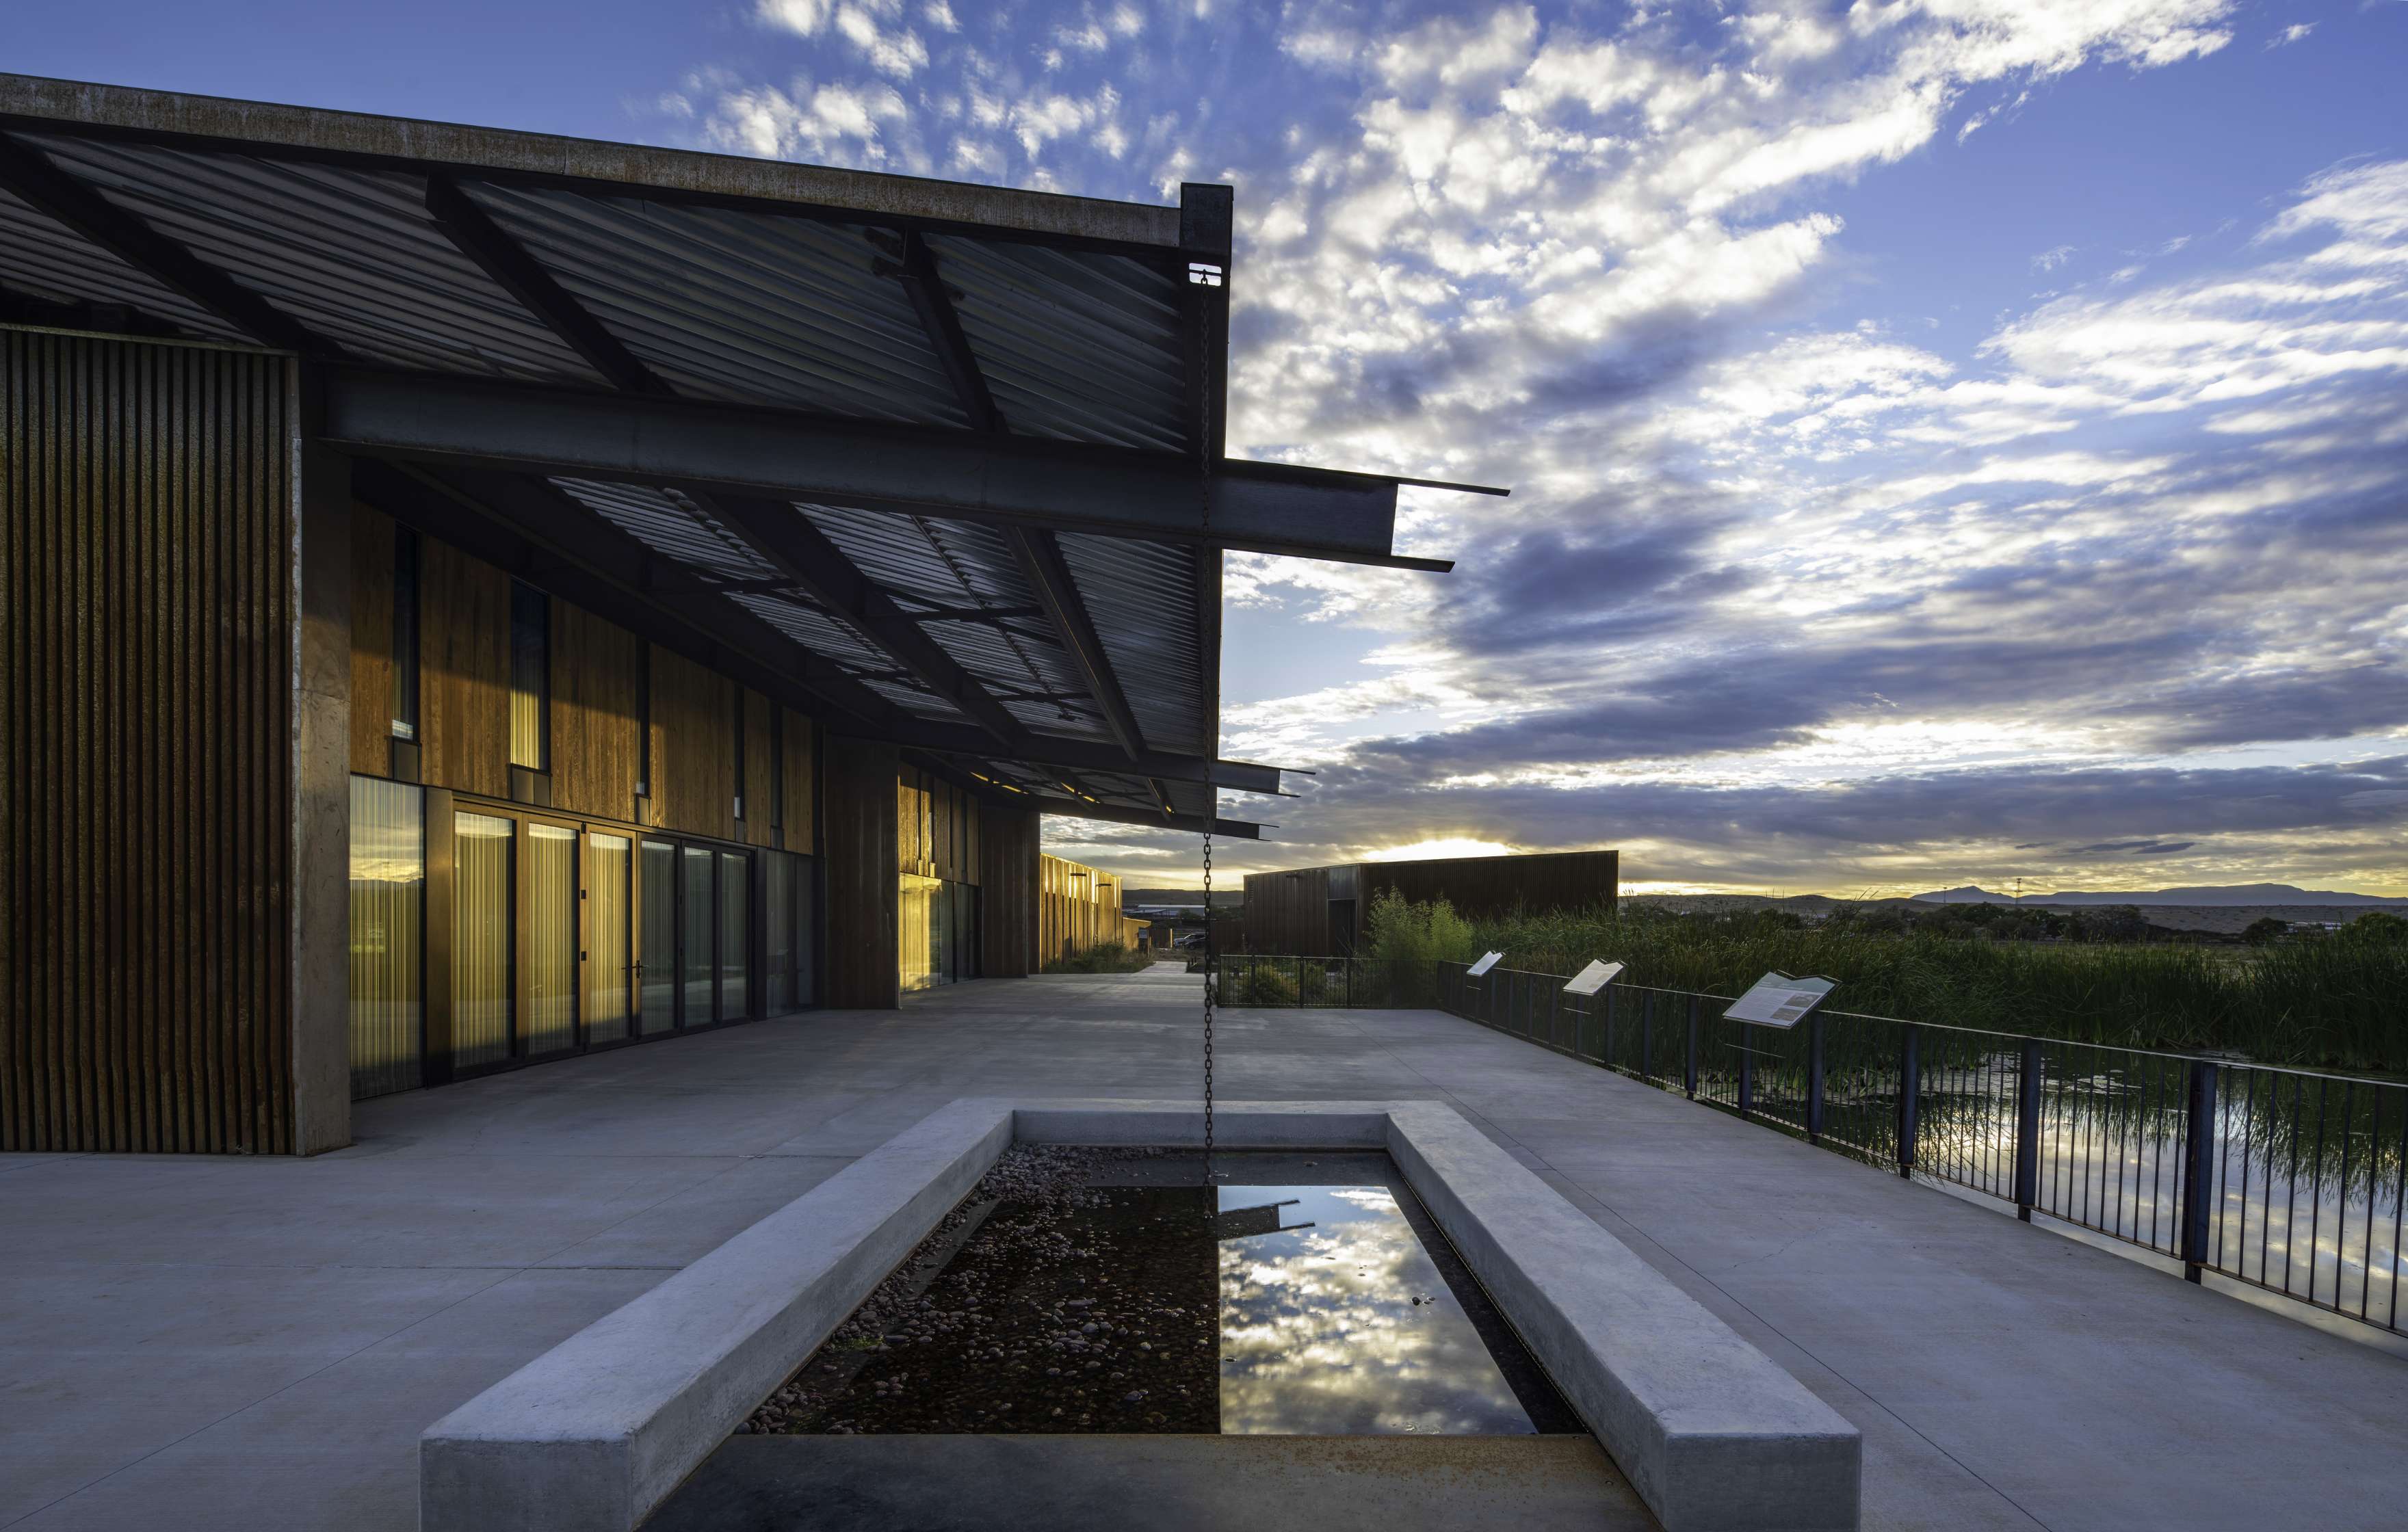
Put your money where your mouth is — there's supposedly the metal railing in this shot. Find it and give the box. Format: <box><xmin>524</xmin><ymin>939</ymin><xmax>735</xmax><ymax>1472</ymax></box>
<box><xmin>1205</xmin><ymin>954</ymin><xmax>2408</xmax><ymax>1337</ymax></box>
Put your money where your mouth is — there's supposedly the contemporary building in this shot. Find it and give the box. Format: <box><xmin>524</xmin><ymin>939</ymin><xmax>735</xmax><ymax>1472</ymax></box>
<box><xmin>0</xmin><ymin>75</ymin><xmax>1473</xmax><ymax>1154</ymax></box>
<box><xmin>1242</xmin><ymin>849</ymin><xmax>1619</xmax><ymax>955</ymax></box>
<box><xmin>1036</xmin><ymin>854</ymin><xmax>1148</xmax><ymax>960</ymax></box>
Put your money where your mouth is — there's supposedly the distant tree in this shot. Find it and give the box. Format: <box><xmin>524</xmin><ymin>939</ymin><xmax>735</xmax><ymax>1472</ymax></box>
<box><xmin>2344</xmin><ymin>911</ymin><xmax>2407</xmax><ymax>942</ymax></box>
<box><xmin>2241</xmin><ymin>917</ymin><xmax>2290</xmax><ymax>946</ymax></box>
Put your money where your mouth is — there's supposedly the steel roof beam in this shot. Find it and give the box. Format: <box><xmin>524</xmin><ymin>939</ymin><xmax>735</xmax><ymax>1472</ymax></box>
<box><xmin>423</xmin><ymin>173</ymin><xmax>670</xmax><ymax>396</ymax></box>
<box><xmin>0</xmin><ymin>132</ymin><xmax>335</xmax><ymax>354</ymax></box>
<box><xmin>345</xmin><ymin>458</ymin><xmax>1290</xmax><ymax>794</ymax></box>
<box><xmin>1018</xmin><ymin>795</ymin><xmax>1264</xmax><ymax>839</ymax></box>
<box><xmin>893</xmin><ymin>228</ymin><xmax>1002</xmax><ymax>432</ymax></box>
<box><xmin>701</xmin><ymin>491</ymin><xmax>1030</xmax><ymax>751</ymax></box>
<box><xmin>355</xmin><ymin>459</ymin><xmax>900</xmax><ymax>728</ymax></box>
<box><xmin>1006</xmin><ymin>525</ymin><xmax>1146</xmax><ymax>763</ymax></box>
<box><xmin>317</xmin><ymin>368</ymin><xmax>1447</xmax><ymax>569</ymax></box>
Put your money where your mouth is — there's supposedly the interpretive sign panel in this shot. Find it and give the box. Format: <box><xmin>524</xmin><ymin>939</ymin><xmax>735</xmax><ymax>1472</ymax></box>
<box><xmin>1563</xmin><ymin>960</ymin><xmax>1624</xmax><ymax>996</ymax></box>
<box><xmin>1466</xmin><ymin>951</ymin><xmax>1504</xmax><ymax>978</ymax></box>
<box><xmin>1724</xmin><ymin>972</ymin><xmax>1835</xmax><ymax>1029</ymax></box>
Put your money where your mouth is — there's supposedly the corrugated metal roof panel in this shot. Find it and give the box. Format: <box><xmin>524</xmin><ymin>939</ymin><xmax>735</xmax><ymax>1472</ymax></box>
<box><xmin>930</xmin><ymin>235</ymin><xmax>1188</xmax><ymax>451</ymax></box>
<box><xmin>1055</xmin><ymin>531</ymin><xmax>1207</xmax><ymax>758</ymax></box>
<box><xmin>549</xmin><ymin>477</ymin><xmax>777</xmax><ymax>581</ymax></box>
<box><xmin>21</xmin><ymin>133</ymin><xmax>605</xmax><ymax>384</ymax></box>
<box><xmin>0</xmin><ymin>182</ymin><xmax>252</xmax><ymax>341</ymax></box>
<box><xmin>463</xmin><ymin>183</ymin><xmax>966</xmax><ymax>424</ymax></box>
<box><xmin>796</xmin><ymin>502</ymin><xmax>1116</xmax><ymax>743</ymax></box>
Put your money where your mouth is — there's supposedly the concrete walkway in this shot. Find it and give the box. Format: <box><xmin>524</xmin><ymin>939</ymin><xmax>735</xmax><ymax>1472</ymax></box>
<box><xmin>3</xmin><ymin>974</ymin><xmax>2403</xmax><ymax>1531</ymax></box>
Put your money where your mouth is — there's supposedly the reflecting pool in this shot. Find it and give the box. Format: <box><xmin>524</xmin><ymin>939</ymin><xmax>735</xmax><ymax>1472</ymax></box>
<box><xmin>749</xmin><ymin>1148</ymin><xmax>1580</xmax><ymax>1436</ymax></box>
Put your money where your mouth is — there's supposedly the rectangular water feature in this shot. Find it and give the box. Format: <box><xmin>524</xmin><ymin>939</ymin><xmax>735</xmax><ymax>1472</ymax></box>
<box><xmin>740</xmin><ymin>1150</ymin><xmax>1581</xmax><ymax>1438</ymax></box>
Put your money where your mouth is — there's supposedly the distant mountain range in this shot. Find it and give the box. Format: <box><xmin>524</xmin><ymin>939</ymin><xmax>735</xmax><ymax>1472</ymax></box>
<box><xmin>1914</xmin><ymin>884</ymin><xmax>2405</xmax><ymax>908</ymax></box>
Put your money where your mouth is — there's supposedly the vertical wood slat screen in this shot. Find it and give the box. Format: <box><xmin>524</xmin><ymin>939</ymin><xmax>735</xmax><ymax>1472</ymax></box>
<box><xmin>1</xmin><ymin>330</ymin><xmax>296</xmax><ymax>1154</ymax></box>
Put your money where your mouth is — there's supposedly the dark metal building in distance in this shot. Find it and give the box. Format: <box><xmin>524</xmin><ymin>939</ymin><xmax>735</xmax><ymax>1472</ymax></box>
<box><xmin>1242</xmin><ymin>849</ymin><xmax>1619</xmax><ymax>955</ymax></box>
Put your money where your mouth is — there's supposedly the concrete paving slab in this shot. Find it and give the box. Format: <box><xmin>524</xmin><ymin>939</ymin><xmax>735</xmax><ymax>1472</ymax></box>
<box><xmin>3</xmin><ymin>982</ymin><xmax>2402</xmax><ymax>1531</ymax></box>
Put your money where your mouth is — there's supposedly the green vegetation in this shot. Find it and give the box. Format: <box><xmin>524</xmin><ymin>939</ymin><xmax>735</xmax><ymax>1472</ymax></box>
<box><xmin>1359</xmin><ymin>890</ymin><xmax>2408</xmax><ymax>1073</ymax></box>
<box><xmin>1041</xmin><ymin>941</ymin><xmax>1157</xmax><ymax>975</ymax></box>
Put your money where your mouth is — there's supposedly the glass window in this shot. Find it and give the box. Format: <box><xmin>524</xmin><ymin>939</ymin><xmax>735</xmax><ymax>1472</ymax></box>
<box><xmin>682</xmin><ymin>845</ymin><xmax>714</xmax><ymax>1025</ymax></box>
<box><xmin>452</xmin><ymin>812</ymin><xmax>514</xmax><ymax>1069</ymax></box>
<box><xmin>391</xmin><ymin>527</ymin><xmax>419</xmax><ymax>741</ymax></box>
<box><xmin>719</xmin><ymin>851</ymin><xmax>750</xmax><ymax>1020</ymax></box>
<box><xmin>509</xmin><ymin>582</ymin><xmax>548</xmax><ymax>770</ymax></box>
<box><xmin>793</xmin><ymin>856</ymin><xmax>817</xmax><ymax>1009</ymax></box>
<box><xmin>585</xmin><ymin>832</ymin><xmax>633</xmax><ymax>1046</ymax></box>
<box><xmin>523</xmin><ymin>824</ymin><xmax>578</xmax><ymax>1056</ymax></box>
<box><xmin>900</xmin><ymin>872</ymin><xmax>940</xmax><ymax>991</ymax></box>
<box><xmin>348</xmin><ymin>776</ymin><xmax>423</xmax><ymax>1098</ymax></box>
<box><xmin>640</xmin><ymin>840</ymin><xmax>677</xmax><ymax>1033</ymax></box>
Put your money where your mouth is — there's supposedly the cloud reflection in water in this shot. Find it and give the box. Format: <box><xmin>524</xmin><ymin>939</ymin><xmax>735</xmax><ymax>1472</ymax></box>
<box><xmin>1217</xmin><ymin>1183</ymin><xmax>1535</xmax><ymax>1435</ymax></box>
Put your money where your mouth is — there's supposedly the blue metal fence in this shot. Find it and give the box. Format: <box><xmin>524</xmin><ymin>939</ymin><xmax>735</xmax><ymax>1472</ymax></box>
<box><xmin>1206</xmin><ymin>954</ymin><xmax>2408</xmax><ymax>1337</ymax></box>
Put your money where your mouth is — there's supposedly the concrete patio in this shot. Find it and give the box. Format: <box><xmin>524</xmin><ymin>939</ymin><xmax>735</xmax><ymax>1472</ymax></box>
<box><xmin>4</xmin><ymin>968</ymin><xmax>2403</xmax><ymax>1531</ymax></box>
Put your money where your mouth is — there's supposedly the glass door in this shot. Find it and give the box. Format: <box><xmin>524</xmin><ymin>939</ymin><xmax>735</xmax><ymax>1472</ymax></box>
<box><xmin>682</xmin><ymin>845</ymin><xmax>716</xmax><ymax>1027</ymax></box>
<box><xmin>522</xmin><ymin>822</ymin><xmax>579</xmax><ymax>1056</ymax></box>
<box><xmin>718</xmin><ymin>850</ymin><xmax>750</xmax><ymax>1020</ymax></box>
<box><xmin>584</xmin><ymin>831</ymin><xmax>633</xmax><ymax>1046</ymax></box>
<box><xmin>640</xmin><ymin>839</ymin><xmax>678</xmax><ymax>1035</ymax></box>
<box><xmin>452</xmin><ymin>810</ymin><xmax>514</xmax><ymax>1070</ymax></box>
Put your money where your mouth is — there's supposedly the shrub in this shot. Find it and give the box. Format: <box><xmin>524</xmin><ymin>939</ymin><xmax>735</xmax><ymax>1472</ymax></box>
<box><xmin>1041</xmin><ymin>942</ymin><xmax>1155</xmax><ymax>975</ymax></box>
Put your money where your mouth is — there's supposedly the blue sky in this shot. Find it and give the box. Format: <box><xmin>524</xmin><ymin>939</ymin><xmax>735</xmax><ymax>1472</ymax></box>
<box><xmin>16</xmin><ymin>1</ymin><xmax>2408</xmax><ymax>895</ymax></box>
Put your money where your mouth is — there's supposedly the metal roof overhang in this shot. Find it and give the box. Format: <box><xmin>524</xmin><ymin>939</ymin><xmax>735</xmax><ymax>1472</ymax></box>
<box><xmin>0</xmin><ymin>75</ymin><xmax>1500</xmax><ymax>836</ymax></box>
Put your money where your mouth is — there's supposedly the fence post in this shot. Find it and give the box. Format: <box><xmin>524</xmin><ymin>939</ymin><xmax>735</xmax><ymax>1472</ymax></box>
<box><xmin>1601</xmin><ymin>985</ymin><xmax>1617</xmax><ymax>1070</ymax></box>
<box><xmin>1684</xmin><ymin>996</ymin><xmax>1699</xmax><ymax>1098</ymax></box>
<box><xmin>2180</xmin><ymin>1060</ymin><xmax>2219</xmax><ymax>1283</ymax></box>
<box><xmin>1639</xmin><ymin>992</ymin><xmax>1653</xmax><ymax>1083</ymax></box>
<box><xmin>1738</xmin><ymin>1042</ymin><xmax>1754</xmax><ymax>1118</ymax></box>
<box><xmin>1807</xmin><ymin>1013</ymin><xmax>1826</xmax><ymax>1144</ymax></box>
<box><xmin>1897</xmin><ymin>1024</ymin><xmax>1920</xmax><ymax>1178</ymax></box>
<box><xmin>2013</xmin><ymin>1038</ymin><xmax>2043</xmax><ymax>1221</ymax></box>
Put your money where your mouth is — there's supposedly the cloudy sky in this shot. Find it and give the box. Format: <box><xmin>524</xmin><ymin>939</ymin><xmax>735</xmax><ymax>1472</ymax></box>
<box><xmin>21</xmin><ymin>1</ymin><xmax>2408</xmax><ymax>895</ymax></box>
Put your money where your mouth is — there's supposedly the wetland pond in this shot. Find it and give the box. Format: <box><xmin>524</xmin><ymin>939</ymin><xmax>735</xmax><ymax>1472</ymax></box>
<box><xmin>742</xmin><ymin>1149</ymin><xmax>1581</xmax><ymax>1437</ymax></box>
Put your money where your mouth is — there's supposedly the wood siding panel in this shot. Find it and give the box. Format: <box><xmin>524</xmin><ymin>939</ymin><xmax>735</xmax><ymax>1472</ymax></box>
<box><xmin>649</xmin><ymin>646</ymin><xmax>733</xmax><ymax>838</ymax></box>
<box><xmin>742</xmin><ymin>688</ymin><xmax>774</xmax><ymax>845</ymax></box>
<box><xmin>348</xmin><ymin>501</ymin><xmax>394</xmax><ymax>776</ymax></box>
<box><xmin>1</xmin><ymin>330</ymin><xmax>296</xmax><ymax>1153</ymax></box>
<box><xmin>781</xmin><ymin>709</ymin><xmax>814</xmax><ymax>856</ymax></box>
<box><xmin>1040</xmin><ymin>854</ymin><xmax>1132</xmax><ymax>962</ymax></box>
<box><xmin>419</xmin><ymin>536</ymin><xmax>509</xmax><ymax>799</ymax></box>
<box><xmin>822</xmin><ymin>735</ymin><xmax>898</xmax><ymax>1007</ymax></box>
<box><xmin>551</xmin><ymin>600</ymin><xmax>642</xmax><ymax>821</ymax></box>
<box><xmin>979</xmin><ymin>806</ymin><xmax>1039</xmax><ymax>977</ymax></box>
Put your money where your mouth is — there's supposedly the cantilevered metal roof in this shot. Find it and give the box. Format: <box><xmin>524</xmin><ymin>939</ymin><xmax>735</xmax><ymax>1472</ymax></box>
<box><xmin>0</xmin><ymin>75</ymin><xmax>1497</xmax><ymax>836</ymax></box>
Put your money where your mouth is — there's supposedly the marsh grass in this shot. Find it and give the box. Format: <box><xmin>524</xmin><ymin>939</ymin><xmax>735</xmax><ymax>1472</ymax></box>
<box><xmin>1361</xmin><ymin>892</ymin><xmax>2408</xmax><ymax>1072</ymax></box>
<box><xmin>1041</xmin><ymin>941</ymin><xmax>1156</xmax><ymax>975</ymax></box>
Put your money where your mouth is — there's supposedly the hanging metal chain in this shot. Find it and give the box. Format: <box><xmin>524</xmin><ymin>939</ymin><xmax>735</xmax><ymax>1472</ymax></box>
<box><xmin>1202</xmin><ymin>780</ymin><xmax>1214</xmax><ymax>1178</ymax></box>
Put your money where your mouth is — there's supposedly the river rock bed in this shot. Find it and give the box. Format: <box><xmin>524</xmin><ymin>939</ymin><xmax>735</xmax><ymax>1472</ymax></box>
<box><xmin>740</xmin><ymin>1144</ymin><xmax>1222</xmax><ymax>1436</ymax></box>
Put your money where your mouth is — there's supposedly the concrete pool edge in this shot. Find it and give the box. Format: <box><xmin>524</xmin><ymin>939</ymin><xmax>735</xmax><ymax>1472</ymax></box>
<box><xmin>418</xmin><ymin>1098</ymin><xmax>1860</xmax><ymax>1532</ymax></box>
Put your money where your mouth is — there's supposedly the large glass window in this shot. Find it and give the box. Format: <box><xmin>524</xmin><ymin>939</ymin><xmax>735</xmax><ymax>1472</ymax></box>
<box><xmin>453</xmin><ymin>812</ymin><xmax>514</xmax><ymax>1069</ymax></box>
<box><xmin>523</xmin><ymin>824</ymin><xmax>578</xmax><ymax>1056</ymax></box>
<box><xmin>509</xmin><ymin>581</ymin><xmax>549</xmax><ymax>770</ymax></box>
<box><xmin>682</xmin><ymin>845</ymin><xmax>714</xmax><ymax>1024</ymax></box>
<box><xmin>719</xmin><ymin>850</ymin><xmax>750</xmax><ymax>1020</ymax></box>
<box><xmin>640</xmin><ymin>839</ymin><xmax>677</xmax><ymax>1033</ymax></box>
<box><xmin>585</xmin><ymin>832</ymin><xmax>633</xmax><ymax>1046</ymax></box>
<box><xmin>900</xmin><ymin>872</ymin><xmax>941</xmax><ymax>991</ymax></box>
<box><xmin>348</xmin><ymin>776</ymin><xmax>423</xmax><ymax>1098</ymax></box>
